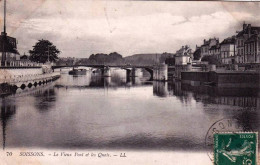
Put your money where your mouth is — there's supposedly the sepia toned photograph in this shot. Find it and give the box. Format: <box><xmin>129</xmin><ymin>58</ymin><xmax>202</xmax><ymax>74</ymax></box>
<box><xmin>0</xmin><ymin>0</ymin><xmax>259</xmax><ymax>164</ymax></box>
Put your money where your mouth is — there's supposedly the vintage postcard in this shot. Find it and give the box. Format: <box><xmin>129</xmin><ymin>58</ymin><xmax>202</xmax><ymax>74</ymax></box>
<box><xmin>0</xmin><ymin>0</ymin><xmax>260</xmax><ymax>164</ymax></box>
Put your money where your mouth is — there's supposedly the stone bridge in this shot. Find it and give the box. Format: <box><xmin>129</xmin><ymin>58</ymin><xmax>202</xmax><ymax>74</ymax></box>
<box><xmin>53</xmin><ymin>64</ymin><xmax>167</xmax><ymax>81</ymax></box>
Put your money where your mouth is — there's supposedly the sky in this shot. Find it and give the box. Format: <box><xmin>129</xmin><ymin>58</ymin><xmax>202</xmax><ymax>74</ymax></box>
<box><xmin>0</xmin><ymin>0</ymin><xmax>260</xmax><ymax>58</ymax></box>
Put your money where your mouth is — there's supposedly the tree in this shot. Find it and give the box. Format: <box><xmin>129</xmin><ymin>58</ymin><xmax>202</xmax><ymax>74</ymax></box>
<box><xmin>108</xmin><ymin>52</ymin><xmax>125</xmax><ymax>64</ymax></box>
<box><xmin>159</xmin><ymin>52</ymin><xmax>175</xmax><ymax>63</ymax></box>
<box><xmin>165</xmin><ymin>57</ymin><xmax>175</xmax><ymax>66</ymax></box>
<box><xmin>193</xmin><ymin>49</ymin><xmax>201</xmax><ymax>60</ymax></box>
<box><xmin>29</xmin><ymin>39</ymin><xmax>60</xmax><ymax>63</ymax></box>
<box><xmin>87</xmin><ymin>52</ymin><xmax>124</xmax><ymax>65</ymax></box>
<box><xmin>201</xmin><ymin>55</ymin><xmax>221</xmax><ymax>65</ymax></box>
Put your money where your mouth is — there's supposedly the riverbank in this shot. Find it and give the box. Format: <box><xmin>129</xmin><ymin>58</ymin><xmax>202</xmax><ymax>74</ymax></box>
<box><xmin>181</xmin><ymin>70</ymin><xmax>260</xmax><ymax>88</ymax></box>
<box><xmin>0</xmin><ymin>67</ymin><xmax>61</xmax><ymax>96</ymax></box>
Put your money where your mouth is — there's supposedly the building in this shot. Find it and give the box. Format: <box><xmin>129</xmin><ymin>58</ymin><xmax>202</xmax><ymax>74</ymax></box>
<box><xmin>0</xmin><ymin>32</ymin><xmax>20</xmax><ymax>66</ymax></box>
<box><xmin>209</xmin><ymin>44</ymin><xmax>221</xmax><ymax>60</ymax></box>
<box><xmin>19</xmin><ymin>54</ymin><xmax>31</xmax><ymax>66</ymax></box>
<box><xmin>200</xmin><ymin>38</ymin><xmax>219</xmax><ymax>57</ymax></box>
<box><xmin>193</xmin><ymin>45</ymin><xmax>201</xmax><ymax>60</ymax></box>
<box><xmin>244</xmin><ymin>33</ymin><xmax>260</xmax><ymax>63</ymax></box>
<box><xmin>175</xmin><ymin>45</ymin><xmax>192</xmax><ymax>65</ymax></box>
<box><xmin>220</xmin><ymin>36</ymin><xmax>236</xmax><ymax>64</ymax></box>
<box><xmin>0</xmin><ymin>0</ymin><xmax>20</xmax><ymax>67</ymax></box>
<box><xmin>236</xmin><ymin>23</ymin><xmax>260</xmax><ymax>63</ymax></box>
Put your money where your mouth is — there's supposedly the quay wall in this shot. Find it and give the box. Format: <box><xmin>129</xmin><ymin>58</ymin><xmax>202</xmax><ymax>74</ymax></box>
<box><xmin>174</xmin><ymin>64</ymin><xmax>207</xmax><ymax>79</ymax></box>
<box><xmin>0</xmin><ymin>67</ymin><xmax>43</xmax><ymax>84</ymax></box>
<box><xmin>213</xmin><ymin>72</ymin><xmax>260</xmax><ymax>88</ymax></box>
<box><xmin>181</xmin><ymin>72</ymin><xmax>210</xmax><ymax>82</ymax></box>
<box><xmin>0</xmin><ymin>67</ymin><xmax>60</xmax><ymax>89</ymax></box>
<box><xmin>181</xmin><ymin>71</ymin><xmax>260</xmax><ymax>88</ymax></box>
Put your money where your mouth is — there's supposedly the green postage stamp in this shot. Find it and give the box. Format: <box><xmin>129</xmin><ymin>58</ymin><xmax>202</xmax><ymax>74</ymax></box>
<box><xmin>214</xmin><ymin>132</ymin><xmax>258</xmax><ymax>165</ymax></box>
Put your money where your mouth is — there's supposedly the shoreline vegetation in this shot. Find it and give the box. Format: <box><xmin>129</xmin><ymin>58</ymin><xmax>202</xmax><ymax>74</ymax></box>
<box><xmin>56</xmin><ymin>52</ymin><xmax>174</xmax><ymax>66</ymax></box>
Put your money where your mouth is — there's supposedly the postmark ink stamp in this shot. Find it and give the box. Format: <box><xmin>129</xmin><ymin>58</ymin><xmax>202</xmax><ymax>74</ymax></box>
<box><xmin>205</xmin><ymin>118</ymin><xmax>252</xmax><ymax>161</ymax></box>
<box><xmin>214</xmin><ymin>132</ymin><xmax>258</xmax><ymax>165</ymax></box>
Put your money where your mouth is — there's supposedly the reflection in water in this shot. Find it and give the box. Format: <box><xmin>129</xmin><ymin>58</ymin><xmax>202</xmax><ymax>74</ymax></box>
<box><xmin>152</xmin><ymin>80</ymin><xmax>260</xmax><ymax>109</ymax></box>
<box><xmin>0</xmin><ymin>68</ymin><xmax>259</xmax><ymax>150</ymax></box>
<box><xmin>153</xmin><ymin>81</ymin><xmax>169</xmax><ymax>97</ymax></box>
<box><xmin>178</xmin><ymin>83</ymin><xmax>260</xmax><ymax>109</ymax></box>
<box><xmin>0</xmin><ymin>98</ymin><xmax>16</xmax><ymax>149</ymax></box>
<box><xmin>153</xmin><ymin>81</ymin><xmax>260</xmax><ymax>133</ymax></box>
<box><xmin>33</xmin><ymin>88</ymin><xmax>56</xmax><ymax>112</ymax></box>
<box><xmin>56</xmin><ymin>69</ymin><xmax>149</xmax><ymax>89</ymax></box>
<box><xmin>235</xmin><ymin>110</ymin><xmax>260</xmax><ymax>131</ymax></box>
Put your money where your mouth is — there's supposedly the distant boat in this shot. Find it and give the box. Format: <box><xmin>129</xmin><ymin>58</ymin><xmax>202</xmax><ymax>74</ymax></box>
<box><xmin>69</xmin><ymin>68</ymin><xmax>86</xmax><ymax>75</ymax></box>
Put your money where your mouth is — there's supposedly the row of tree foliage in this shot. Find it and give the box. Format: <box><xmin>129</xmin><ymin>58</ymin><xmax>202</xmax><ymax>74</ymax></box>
<box><xmin>201</xmin><ymin>55</ymin><xmax>222</xmax><ymax>65</ymax></box>
<box><xmin>124</xmin><ymin>57</ymin><xmax>158</xmax><ymax>65</ymax></box>
<box><xmin>56</xmin><ymin>52</ymin><xmax>126</xmax><ymax>65</ymax></box>
<box><xmin>28</xmin><ymin>39</ymin><xmax>221</xmax><ymax>66</ymax></box>
<box><xmin>28</xmin><ymin>40</ymin><xmax>127</xmax><ymax>65</ymax></box>
<box><xmin>88</xmin><ymin>52</ymin><xmax>125</xmax><ymax>65</ymax></box>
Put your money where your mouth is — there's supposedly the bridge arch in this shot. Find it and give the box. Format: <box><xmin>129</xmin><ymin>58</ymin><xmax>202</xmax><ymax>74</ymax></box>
<box><xmin>143</xmin><ymin>68</ymin><xmax>153</xmax><ymax>81</ymax></box>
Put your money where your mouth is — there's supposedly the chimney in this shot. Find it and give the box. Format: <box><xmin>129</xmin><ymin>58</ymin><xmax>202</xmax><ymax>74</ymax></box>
<box><xmin>204</xmin><ymin>39</ymin><xmax>206</xmax><ymax>44</ymax></box>
<box><xmin>243</xmin><ymin>22</ymin><xmax>247</xmax><ymax>31</ymax></box>
<box><xmin>248</xmin><ymin>24</ymin><xmax>251</xmax><ymax>37</ymax></box>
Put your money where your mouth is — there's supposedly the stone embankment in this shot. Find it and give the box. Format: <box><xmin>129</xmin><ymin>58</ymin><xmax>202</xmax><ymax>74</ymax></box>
<box><xmin>0</xmin><ymin>67</ymin><xmax>60</xmax><ymax>95</ymax></box>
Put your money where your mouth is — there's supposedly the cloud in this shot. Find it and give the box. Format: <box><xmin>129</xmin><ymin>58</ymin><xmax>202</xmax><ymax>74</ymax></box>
<box><xmin>1</xmin><ymin>1</ymin><xmax>260</xmax><ymax>57</ymax></box>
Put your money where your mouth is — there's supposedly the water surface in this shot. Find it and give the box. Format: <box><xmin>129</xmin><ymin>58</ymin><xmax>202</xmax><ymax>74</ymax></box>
<box><xmin>0</xmin><ymin>68</ymin><xmax>259</xmax><ymax>150</ymax></box>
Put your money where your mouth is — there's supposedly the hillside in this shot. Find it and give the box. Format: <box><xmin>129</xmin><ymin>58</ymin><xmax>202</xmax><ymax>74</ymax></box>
<box><xmin>57</xmin><ymin>53</ymin><xmax>175</xmax><ymax>66</ymax></box>
<box><xmin>124</xmin><ymin>53</ymin><xmax>162</xmax><ymax>65</ymax></box>
<box><xmin>124</xmin><ymin>53</ymin><xmax>175</xmax><ymax>65</ymax></box>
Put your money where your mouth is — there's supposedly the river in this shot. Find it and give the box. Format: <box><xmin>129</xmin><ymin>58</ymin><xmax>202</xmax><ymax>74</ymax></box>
<box><xmin>0</xmin><ymin>68</ymin><xmax>259</xmax><ymax>151</ymax></box>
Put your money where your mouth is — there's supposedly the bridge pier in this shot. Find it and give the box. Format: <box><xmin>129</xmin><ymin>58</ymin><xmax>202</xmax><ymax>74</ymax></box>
<box><xmin>126</xmin><ymin>69</ymin><xmax>131</xmax><ymax>82</ymax></box>
<box><xmin>126</xmin><ymin>69</ymin><xmax>131</xmax><ymax>78</ymax></box>
<box><xmin>153</xmin><ymin>64</ymin><xmax>168</xmax><ymax>81</ymax></box>
<box><xmin>131</xmin><ymin>68</ymin><xmax>136</xmax><ymax>77</ymax></box>
<box><xmin>125</xmin><ymin>68</ymin><xmax>137</xmax><ymax>77</ymax></box>
<box><xmin>102</xmin><ymin>67</ymin><xmax>111</xmax><ymax>77</ymax></box>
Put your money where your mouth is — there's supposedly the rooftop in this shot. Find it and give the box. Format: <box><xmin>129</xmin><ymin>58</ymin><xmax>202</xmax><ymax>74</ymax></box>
<box><xmin>209</xmin><ymin>44</ymin><xmax>220</xmax><ymax>50</ymax></box>
<box><xmin>245</xmin><ymin>34</ymin><xmax>260</xmax><ymax>43</ymax></box>
<box><xmin>220</xmin><ymin>37</ymin><xmax>236</xmax><ymax>45</ymax></box>
<box><xmin>237</xmin><ymin>24</ymin><xmax>260</xmax><ymax>37</ymax></box>
<box><xmin>0</xmin><ymin>33</ymin><xmax>19</xmax><ymax>54</ymax></box>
